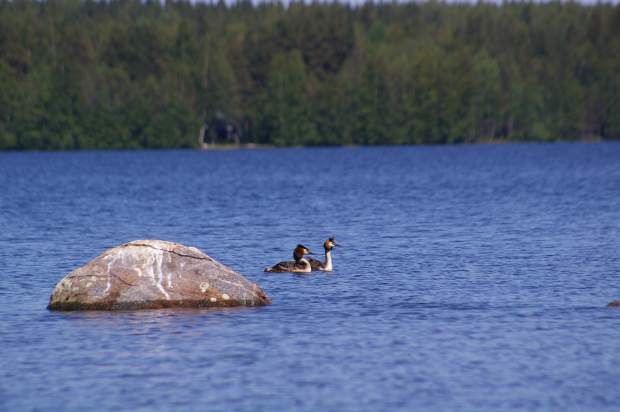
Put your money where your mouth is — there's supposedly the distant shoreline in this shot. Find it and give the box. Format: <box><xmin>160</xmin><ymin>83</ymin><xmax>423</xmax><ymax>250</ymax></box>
<box><xmin>199</xmin><ymin>143</ymin><xmax>274</xmax><ymax>150</ymax></box>
<box><xmin>0</xmin><ymin>138</ymin><xmax>614</xmax><ymax>153</ymax></box>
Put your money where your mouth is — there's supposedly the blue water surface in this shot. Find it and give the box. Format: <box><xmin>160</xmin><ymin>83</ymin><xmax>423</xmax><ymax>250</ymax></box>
<box><xmin>0</xmin><ymin>143</ymin><xmax>619</xmax><ymax>411</ymax></box>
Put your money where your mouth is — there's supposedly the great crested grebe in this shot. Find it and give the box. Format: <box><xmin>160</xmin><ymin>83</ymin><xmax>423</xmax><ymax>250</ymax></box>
<box><xmin>264</xmin><ymin>244</ymin><xmax>314</xmax><ymax>273</ymax></box>
<box><xmin>307</xmin><ymin>237</ymin><xmax>337</xmax><ymax>271</ymax></box>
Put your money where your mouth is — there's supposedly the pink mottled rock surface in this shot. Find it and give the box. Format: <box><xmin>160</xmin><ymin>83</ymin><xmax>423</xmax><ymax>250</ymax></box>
<box><xmin>48</xmin><ymin>240</ymin><xmax>271</xmax><ymax>310</ymax></box>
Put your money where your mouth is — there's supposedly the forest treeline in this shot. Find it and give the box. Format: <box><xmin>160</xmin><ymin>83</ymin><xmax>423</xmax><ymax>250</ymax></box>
<box><xmin>1</xmin><ymin>0</ymin><xmax>619</xmax><ymax>150</ymax></box>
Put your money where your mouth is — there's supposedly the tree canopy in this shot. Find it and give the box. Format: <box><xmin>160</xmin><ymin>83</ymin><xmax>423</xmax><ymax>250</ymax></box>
<box><xmin>0</xmin><ymin>0</ymin><xmax>618</xmax><ymax>150</ymax></box>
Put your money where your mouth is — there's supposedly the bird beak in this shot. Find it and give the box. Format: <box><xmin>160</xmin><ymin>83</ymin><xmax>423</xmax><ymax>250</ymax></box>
<box><xmin>306</xmin><ymin>249</ymin><xmax>315</xmax><ymax>255</ymax></box>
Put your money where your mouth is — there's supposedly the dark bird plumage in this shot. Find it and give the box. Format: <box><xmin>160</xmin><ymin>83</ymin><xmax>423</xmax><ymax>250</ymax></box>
<box><xmin>264</xmin><ymin>244</ymin><xmax>313</xmax><ymax>273</ymax></box>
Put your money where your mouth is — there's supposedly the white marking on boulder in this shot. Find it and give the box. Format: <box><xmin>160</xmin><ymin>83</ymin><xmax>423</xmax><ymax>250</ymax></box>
<box><xmin>104</xmin><ymin>254</ymin><xmax>118</xmax><ymax>294</ymax></box>
<box><xmin>210</xmin><ymin>297</ymin><xmax>217</xmax><ymax>302</ymax></box>
<box><xmin>200</xmin><ymin>282</ymin><xmax>210</xmax><ymax>293</ymax></box>
<box><xmin>152</xmin><ymin>249</ymin><xmax>170</xmax><ymax>300</ymax></box>
<box><xmin>166</xmin><ymin>253</ymin><xmax>173</xmax><ymax>289</ymax></box>
<box><xmin>222</xmin><ymin>293</ymin><xmax>230</xmax><ymax>301</ymax></box>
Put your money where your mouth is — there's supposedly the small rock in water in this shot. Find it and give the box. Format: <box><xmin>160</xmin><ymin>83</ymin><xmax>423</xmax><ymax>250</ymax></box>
<box><xmin>48</xmin><ymin>240</ymin><xmax>271</xmax><ymax>310</ymax></box>
<box><xmin>607</xmin><ymin>300</ymin><xmax>620</xmax><ymax>308</ymax></box>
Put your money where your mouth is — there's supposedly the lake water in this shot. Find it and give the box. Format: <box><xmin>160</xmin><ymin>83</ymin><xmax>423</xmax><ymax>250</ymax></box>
<box><xmin>1</xmin><ymin>143</ymin><xmax>619</xmax><ymax>411</ymax></box>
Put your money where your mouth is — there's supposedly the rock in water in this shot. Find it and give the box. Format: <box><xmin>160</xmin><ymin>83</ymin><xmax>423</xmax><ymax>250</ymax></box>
<box><xmin>48</xmin><ymin>240</ymin><xmax>271</xmax><ymax>310</ymax></box>
<box><xmin>607</xmin><ymin>300</ymin><xmax>620</xmax><ymax>308</ymax></box>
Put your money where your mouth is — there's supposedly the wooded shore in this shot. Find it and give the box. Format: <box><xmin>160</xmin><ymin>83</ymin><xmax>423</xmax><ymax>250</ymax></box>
<box><xmin>1</xmin><ymin>1</ymin><xmax>618</xmax><ymax>150</ymax></box>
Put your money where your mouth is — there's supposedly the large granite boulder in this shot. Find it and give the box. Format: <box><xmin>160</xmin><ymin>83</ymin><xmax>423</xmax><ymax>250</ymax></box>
<box><xmin>48</xmin><ymin>240</ymin><xmax>271</xmax><ymax>310</ymax></box>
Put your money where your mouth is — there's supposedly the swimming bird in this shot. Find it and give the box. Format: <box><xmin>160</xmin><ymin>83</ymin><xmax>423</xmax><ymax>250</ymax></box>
<box><xmin>307</xmin><ymin>237</ymin><xmax>337</xmax><ymax>272</ymax></box>
<box><xmin>264</xmin><ymin>244</ymin><xmax>314</xmax><ymax>273</ymax></box>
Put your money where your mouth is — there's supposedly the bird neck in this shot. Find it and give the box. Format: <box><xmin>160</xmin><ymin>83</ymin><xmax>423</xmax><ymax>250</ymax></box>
<box><xmin>298</xmin><ymin>257</ymin><xmax>311</xmax><ymax>273</ymax></box>
<box><xmin>322</xmin><ymin>249</ymin><xmax>333</xmax><ymax>271</ymax></box>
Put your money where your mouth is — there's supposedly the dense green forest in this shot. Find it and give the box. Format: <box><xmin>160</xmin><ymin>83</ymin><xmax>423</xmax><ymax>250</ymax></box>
<box><xmin>0</xmin><ymin>0</ymin><xmax>619</xmax><ymax>149</ymax></box>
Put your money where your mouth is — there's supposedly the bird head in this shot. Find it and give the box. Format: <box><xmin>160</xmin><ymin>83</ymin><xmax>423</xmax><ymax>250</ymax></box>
<box><xmin>324</xmin><ymin>237</ymin><xmax>337</xmax><ymax>251</ymax></box>
<box><xmin>293</xmin><ymin>244</ymin><xmax>313</xmax><ymax>261</ymax></box>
